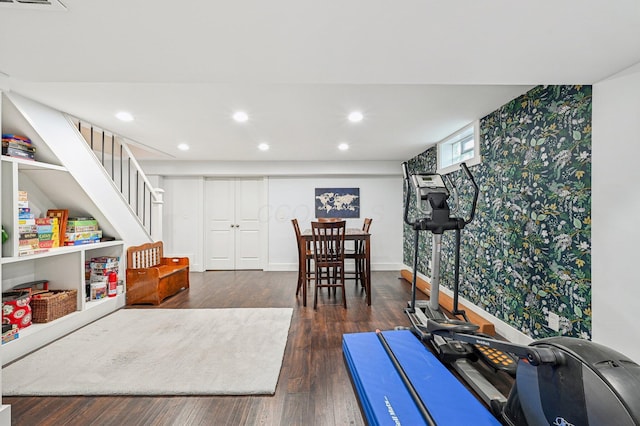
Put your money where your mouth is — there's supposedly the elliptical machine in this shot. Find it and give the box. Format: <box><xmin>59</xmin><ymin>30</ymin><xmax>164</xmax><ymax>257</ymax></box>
<box><xmin>402</xmin><ymin>160</ymin><xmax>478</xmax><ymax>324</ymax></box>
<box><xmin>402</xmin><ymin>161</ymin><xmax>515</xmax><ymax>407</ymax></box>
<box><xmin>402</xmin><ymin>161</ymin><xmax>640</xmax><ymax>425</ymax></box>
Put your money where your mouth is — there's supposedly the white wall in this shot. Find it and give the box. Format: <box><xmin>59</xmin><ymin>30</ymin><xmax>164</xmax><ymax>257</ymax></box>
<box><xmin>592</xmin><ymin>62</ymin><xmax>640</xmax><ymax>363</ymax></box>
<box><xmin>267</xmin><ymin>175</ymin><xmax>404</xmax><ymax>271</ymax></box>
<box><xmin>155</xmin><ymin>172</ymin><xmax>404</xmax><ymax>273</ymax></box>
<box><xmin>160</xmin><ymin>176</ymin><xmax>204</xmax><ymax>271</ymax></box>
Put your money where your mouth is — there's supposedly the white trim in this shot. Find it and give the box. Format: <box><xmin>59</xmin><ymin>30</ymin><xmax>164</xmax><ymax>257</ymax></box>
<box><xmin>403</xmin><ymin>265</ymin><xmax>533</xmax><ymax>345</ymax></box>
<box><xmin>437</xmin><ymin>121</ymin><xmax>481</xmax><ymax>175</ymax></box>
<box><xmin>266</xmin><ymin>262</ymin><xmax>405</xmax><ymax>272</ymax></box>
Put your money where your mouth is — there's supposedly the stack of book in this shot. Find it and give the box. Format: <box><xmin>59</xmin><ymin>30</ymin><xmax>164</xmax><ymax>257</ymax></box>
<box><xmin>35</xmin><ymin>217</ymin><xmax>60</xmax><ymax>249</ymax></box>
<box><xmin>17</xmin><ymin>192</ymin><xmax>41</xmax><ymax>256</ymax></box>
<box><xmin>64</xmin><ymin>217</ymin><xmax>102</xmax><ymax>246</ymax></box>
<box><xmin>2</xmin><ymin>134</ymin><xmax>35</xmax><ymax>160</ymax></box>
<box><xmin>16</xmin><ymin>193</ymin><xmax>64</xmax><ymax>256</ymax></box>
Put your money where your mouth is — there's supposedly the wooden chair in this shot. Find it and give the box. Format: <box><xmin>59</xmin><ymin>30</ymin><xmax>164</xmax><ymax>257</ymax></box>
<box><xmin>311</xmin><ymin>220</ymin><xmax>347</xmax><ymax>309</ymax></box>
<box><xmin>292</xmin><ymin>219</ymin><xmax>313</xmax><ymax>305</ymax></box>
<box><xmin>345</xmin><ymin>218</ymin><xmax>372</xmax><ymax>289</ymax></box>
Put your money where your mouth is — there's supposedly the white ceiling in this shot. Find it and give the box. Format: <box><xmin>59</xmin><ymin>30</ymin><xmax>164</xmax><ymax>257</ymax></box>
<box><xmin>0</xmin><ymin>0</ymin><xmax>638</xmax><ymax>162</ymax></box>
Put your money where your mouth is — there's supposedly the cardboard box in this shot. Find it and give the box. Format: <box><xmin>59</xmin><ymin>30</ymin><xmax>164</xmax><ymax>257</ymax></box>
<box><xmin>64</xmin><ymin>238</ymin><xmax>100</xmax><ymax>246</ymax></box>
<box><xmin>35</xmin><ymin>217</ymin><xmax>53</xmax><ymax>225</ymax></box>
<box><xmin>66</xmin><ymin>218</ymin><xmax>99</xmax><ymax>233</ymax></box>
<box><xmin>18</xmin><ymin>225</ymin><xmax>37</xmax><ymax>234</ymax></box>
<box><xmin>2</xmin><ymin>326</ymin><xmax>19</xmax><ymax>345</ymax></box>
<box><xmin>65</xmin><ymin>231</ymin><xmax>102</xmax><ymax>242</ymax></box>
<box><xmin>38</xmin><ymin>240</ymin><xmax>55</xmax><ymax>249</ymax></box>
<box><xmin>37</xmin><ymin>225</ymin><xmax>53</xmax><ymax>233</ymax></box>
<box><xmin>67</xmin><ymin>218</ymin><xmax>98</xmax><ymax>226</ymax></box>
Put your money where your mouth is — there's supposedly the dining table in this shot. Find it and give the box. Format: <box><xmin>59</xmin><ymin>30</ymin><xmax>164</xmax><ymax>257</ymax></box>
<box><xmin>300</xmin><ymin>227</ymin><xmax>372</xmax><ymax>306</ymax></box>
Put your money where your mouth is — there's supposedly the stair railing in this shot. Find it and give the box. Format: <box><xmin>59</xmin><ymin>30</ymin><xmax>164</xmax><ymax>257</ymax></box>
<box><xmin>69</xmin><ymin>117</ymin><xmax>163</xmax><ymax>240</ymax></box>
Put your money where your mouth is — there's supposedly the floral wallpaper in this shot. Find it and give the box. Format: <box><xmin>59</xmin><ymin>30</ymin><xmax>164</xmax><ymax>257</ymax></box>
<box><xmin>403</xmin><ymin>85</ymin><xmax>592</xmax><ymax>340</ymax></box>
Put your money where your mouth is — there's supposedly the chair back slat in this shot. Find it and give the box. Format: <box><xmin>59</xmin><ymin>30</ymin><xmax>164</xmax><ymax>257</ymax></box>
<box><xmin>353</xmin><ymin>218</ymin><xmax>373</xmax><ymax>252</ymax></box>
<box><xmin>291</xmin><ymin>218</ymin><xmax>301</xmax><ymax>238</ymax></box>
<box><xmin>311</xmin><ymin>220</ymin><xmax>346</xmax><ymax>266</ymax></box>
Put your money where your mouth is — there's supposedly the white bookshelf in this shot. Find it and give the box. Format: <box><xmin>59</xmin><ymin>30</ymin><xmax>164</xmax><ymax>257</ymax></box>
<box><xmin>1</xmin><ymin>94</ymin><xmax>125</xmax><ymax>365</ymax></box>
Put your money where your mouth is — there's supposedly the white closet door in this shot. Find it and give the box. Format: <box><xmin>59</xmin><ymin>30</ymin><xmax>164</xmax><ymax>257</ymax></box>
<box><xmin>205</xmin><ymin>178</ymin><xmax>262</xmax><ymax>270</ymax></box>
<box><xmin>205</xmin><ymin>179</ymin><xmax>235</xmax><ymax>270</ymax></box>
<box><xmin>234</xmin><ymin>179</ymin><xmax>261</xmax><ymax>269</ymax></box>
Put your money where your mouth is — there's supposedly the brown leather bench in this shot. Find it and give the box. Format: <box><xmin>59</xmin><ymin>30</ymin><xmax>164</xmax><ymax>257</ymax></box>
<box><xmin>126</xmin><ymin>241</ymin><xmax>189</xmax><ymax>305</ymax></box>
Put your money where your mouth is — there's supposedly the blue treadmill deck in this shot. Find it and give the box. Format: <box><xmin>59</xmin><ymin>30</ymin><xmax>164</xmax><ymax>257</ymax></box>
<box><xmin>343</xmin><ymin>329</ymin><xmax>501</xmax><ymax>426</ymax></box>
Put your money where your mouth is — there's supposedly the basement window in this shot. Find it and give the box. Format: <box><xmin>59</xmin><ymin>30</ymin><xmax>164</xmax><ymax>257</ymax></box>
<box><xmin>437</xmin><ymin>121</ymin><xmax>481</xmax><ymax>175</ymax></box>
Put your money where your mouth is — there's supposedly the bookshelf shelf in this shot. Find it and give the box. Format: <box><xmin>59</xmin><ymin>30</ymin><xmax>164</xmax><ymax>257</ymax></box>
<box><xmin>1</xmin><ymin>93</ymin><xmax>126</xmax><ymax>365</ymax></box>
<box><xmin>0</xmin><ymin>155</ymin><xmax>67</xmax><ymax>172</ymax></box>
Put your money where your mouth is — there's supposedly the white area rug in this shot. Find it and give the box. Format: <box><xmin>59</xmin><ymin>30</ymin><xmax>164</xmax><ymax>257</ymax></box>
<box><xmin>3</xmin><ymin>308</ymin><xmax>293</xmax><ymax>396</ymax></box>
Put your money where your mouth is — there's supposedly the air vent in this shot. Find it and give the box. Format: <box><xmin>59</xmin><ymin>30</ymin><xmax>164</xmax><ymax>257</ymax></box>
<box><xmin>0</xmin><ymin>0</ymin><xmax>66</xmax><ymax>10</ymax></box>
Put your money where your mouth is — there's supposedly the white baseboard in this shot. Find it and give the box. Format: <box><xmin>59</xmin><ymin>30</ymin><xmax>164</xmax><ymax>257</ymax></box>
<box><xmin>265</xmin><ymin>262</ymin><xmax>405</xmax><ymax>272</ymax></box>
<box><xmin>402</xmin><ymin>265</ymin><xmax>533</xmax><ymax>345</ymax></box>
<box><xmin>266</xmin><ymin>263</ymin><xmax>297</xmax><ymax>272</ymax></box>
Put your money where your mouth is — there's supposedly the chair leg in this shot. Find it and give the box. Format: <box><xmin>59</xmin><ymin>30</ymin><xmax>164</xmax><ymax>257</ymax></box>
<box><xmin>295</xmin><ymin>267</ymin><xmax>302</xmax><ymax>296</ymax></box>
<box><xmin>358</xmin><ymin>258</ymin><xmax>366</xmax><ymax>289</ymax></box>
<box><xmin>314</xmin><ymin>266</ymin><xmax>320</xmax><ymax>310</ymax></box>
<box><xmin>341</xmin><ymin>267</ymin><xmax>347</xmax><ymax>309</ymax></box>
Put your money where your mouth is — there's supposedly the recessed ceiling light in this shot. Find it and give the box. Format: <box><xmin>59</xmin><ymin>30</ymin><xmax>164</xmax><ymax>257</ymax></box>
<box><xmin>258</xmin><ymin>143</ymin><xmax>270</xmax><ymax>151</ymax></box>
<box><xmin>233</xmin><ymin>111</ymin><xmax>249</xmax><ymax>123</ymax></box>
<box><xmin>115</xmin><ymin>111</ymin><xmax>134</xmax><ymax>122</ymax></box>
<box><xmin>348</xmin><ymin>111</ymin><xmax>364</xmax><ymax>123</ymax></box>
<box><xmin>177</xmin><ymin>143</ymin><xmax>190</xmax><ymax>151</ymax></box>
<box><xmin>338</xmin><ymin>143</ymin><xmax>350</xmax><ymax>151</ymax></box>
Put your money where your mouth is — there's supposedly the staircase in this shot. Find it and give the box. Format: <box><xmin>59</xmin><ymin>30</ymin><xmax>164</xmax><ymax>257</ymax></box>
<box><xmin>5</xmin><ymin>92</ymin><xmax>160</xmax><ymax>245</ymax></box>
<box><xmin>70</xmin><ymin>118</ymin><xmax>162</xmax><ymax>240</ymax></box>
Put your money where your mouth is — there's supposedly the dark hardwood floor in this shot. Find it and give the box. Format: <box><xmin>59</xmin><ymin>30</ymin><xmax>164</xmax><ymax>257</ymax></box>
<box><xmin>5</xmin><ymin>271</ymin><xmax>427</xmax><ymax>426</ymax></box>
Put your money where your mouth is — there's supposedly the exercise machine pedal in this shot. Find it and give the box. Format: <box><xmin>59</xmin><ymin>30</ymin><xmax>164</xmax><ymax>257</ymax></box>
<box><xmin>433</xmin><ymin>334</ymin><xmax>477</xmax><ymax>364</ymax></box>
<box><xmin>473</xmin><ymin>343</ymin><xmax>517</xmax><ymax>376</ymax></box>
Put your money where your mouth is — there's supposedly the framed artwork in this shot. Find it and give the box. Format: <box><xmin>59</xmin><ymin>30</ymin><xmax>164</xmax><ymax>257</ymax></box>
<box><xmin>315</xmin><ymin>188</ymin><xmax>360</xmax><ymax>218</ymax></box>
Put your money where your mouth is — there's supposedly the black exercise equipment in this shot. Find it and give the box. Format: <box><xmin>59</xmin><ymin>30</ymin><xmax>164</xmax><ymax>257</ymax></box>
<box><xmin>401</xmin><ymin>161</ymin><xmax>640</xmax><ymax>425</ymax></box>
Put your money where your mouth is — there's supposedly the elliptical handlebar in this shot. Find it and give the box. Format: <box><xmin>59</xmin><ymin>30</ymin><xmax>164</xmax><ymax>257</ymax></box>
<box><xmin>459</xmin><ymin>162</ymin><xmax>479</xmax><ymax>226</ymax></box>
<box><xmin>401</xmin><ymin>161</ymin><xmax>415</xmax><ymax>227</ymax></box>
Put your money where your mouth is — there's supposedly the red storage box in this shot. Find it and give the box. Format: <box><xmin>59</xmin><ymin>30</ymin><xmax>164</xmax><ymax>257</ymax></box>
<box><xmin>2</xmin><ymin>290</ymin><xmax>32</xmax><ymax>329</ymax></box>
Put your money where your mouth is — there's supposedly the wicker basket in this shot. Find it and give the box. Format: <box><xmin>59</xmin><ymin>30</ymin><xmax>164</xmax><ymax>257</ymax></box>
<box><xmin>31</xmin><ymin>289</ymin><xmax>78</xmax><ymax>323</ymax></box>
